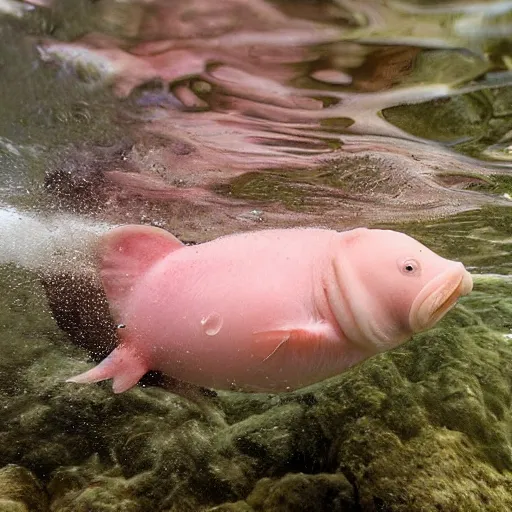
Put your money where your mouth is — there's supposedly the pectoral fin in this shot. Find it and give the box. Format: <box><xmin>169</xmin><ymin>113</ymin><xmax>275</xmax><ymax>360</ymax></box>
<box><xmin>252</xmin><ymin>324</ymin><xmax>337</xmax><ymax>363</ymax></box>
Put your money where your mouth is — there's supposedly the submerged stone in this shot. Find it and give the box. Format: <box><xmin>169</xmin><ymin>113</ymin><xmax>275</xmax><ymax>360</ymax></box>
<box><xmin>383</xmin><ymin>85</ymin><xmax>512</xmax><ymax>161</ymax></box>
<box><xmin>48</xmin><ymin>456</ymin><xmax>140</xmax><ymax>512</ymax></box>
<box><xmin>1</xmin><ymin>260</ymin><xmax>512</xmax><ymax>511</ymax></box>
<box><xmin>0</xmin><ymin>465</ymin><xmax>48</xmax><ymax>512</ymax></box>
<box><xmin>245</xmin><ymin>473</ymin><xmax>356</xmax><ymax>512</ymax></box>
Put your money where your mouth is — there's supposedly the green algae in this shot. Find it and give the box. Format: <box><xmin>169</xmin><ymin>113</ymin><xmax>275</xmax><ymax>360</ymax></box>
<box><xmin>382</xmin><ymin>91</ymin><xmax>491</xmax><ymax>144</ymax></box>
<box><xmin>215</xmin><ymin>156</ymin><xmax>402</xmax><ymax>212</ymax></box>
<box><xmin>0</xmin><ymin>465</ymin><xmax>48</xmax><ymax>512</ymax></box>
<box><xmin>244</xmin><ymin>473</ymin><xmax>356</xmax><ymax>512</ymax></box>
<box><xmin>303</xmin><ymin>157</ymin><xmax>400</xmax><ymax>195</ymax></box>
<box><xmin>215</xmin><ymin>172</ymin><xmax>310</xmax><ymax>212</ymax></box>
<box><xmin>397</xmin><ymin>49</ymin><xmax>490</xmax><ymax>88</ymax></box>
<box><xmin>1</xmin><ymin>245</ymin><xmax>512</xmax><ymax>511</ymax></box>
<box><xmin>382</xmin><ymin>86</ymin><xmax>512</xmax><ymax>160</ymax></box>
<box><xmin>464</xmin><ymin>173</ymin><xmax>512</xmax><ymax>195</ymax></box>
<box><xmin>377</xmin><ymin>206</ymin><xmax>512</xmax><ymax>274</ymax></box>
<box><xmin>435</xmin><ymin>172</ymin><xmax>512</xmax><ymax>196</ymax></box>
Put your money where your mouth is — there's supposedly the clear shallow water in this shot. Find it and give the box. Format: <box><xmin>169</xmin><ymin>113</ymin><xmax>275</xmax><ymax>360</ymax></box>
<box><xmin>0</xmin><ymin>1</ymin><xmax>512</xmax><ymax>511</ymax></box>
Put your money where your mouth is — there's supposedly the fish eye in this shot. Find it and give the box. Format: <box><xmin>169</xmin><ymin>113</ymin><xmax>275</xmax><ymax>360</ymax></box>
<box><xmin>399</xmin><ymin>258</ymin><xmax>420</xmax><ymax>276</ymax></box>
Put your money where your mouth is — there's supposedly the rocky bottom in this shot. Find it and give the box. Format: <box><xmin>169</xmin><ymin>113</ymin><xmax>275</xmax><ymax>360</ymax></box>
<box><xmin>1</xmin><ymin>265</ymin><xmax>512</xmax><ymax>512</ymax></box>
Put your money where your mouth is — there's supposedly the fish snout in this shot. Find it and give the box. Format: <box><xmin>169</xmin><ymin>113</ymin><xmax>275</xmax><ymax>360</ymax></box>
<box><xmin>409</xmin><ymin>263</ymin><xmax>473</xmax><ymax>333</ymax></box>
<box><xmin>459</xmin><ymin>265</ymin><xmax>473</xmax><ymax>297</ymax></box>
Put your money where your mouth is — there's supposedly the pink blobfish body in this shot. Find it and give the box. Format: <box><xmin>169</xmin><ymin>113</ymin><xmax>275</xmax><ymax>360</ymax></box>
<box><xmin>68</xmin><ymin>225</ymin><xmax>473</xmax><ymax>393</ymax></box>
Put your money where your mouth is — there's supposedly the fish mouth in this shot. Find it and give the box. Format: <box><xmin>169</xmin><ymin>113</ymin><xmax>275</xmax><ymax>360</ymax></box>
<box><xmin>409</xmin><ymin>265</ymin><xmax>473</xmax><ymax>333</ymax></box>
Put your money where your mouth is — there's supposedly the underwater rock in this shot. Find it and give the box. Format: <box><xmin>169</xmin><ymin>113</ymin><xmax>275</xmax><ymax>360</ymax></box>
<box><xmin>352</xmin><ymin>427</ymin><xmax>512</xmax><ymax>511</ymax></box>
<box><xmin>211</xmin><ymin>472</ymin><xmax>356</xmax><ymax>511</ymax></box>
<box><xmin>0</xmin><ymin>465</ymin><xmax>48</xmax><ymax>512</ymax></box>
<box><xmin>245</xmin><ymin>473</ymin><xmax>356</xmax><ymax>512</ymax></box>
<box><xmin>48</xmin><ymin>456</ymin><xmax>140</xmax><ymax>512</ymax></box>
<box><xmin>2</xmin><ymin>234</ymin><xmax>512</xmax><ymax>511</ymax></box>
<box><xmin>383</xmin><ymin>84</ymin><xmax>512</xmax><ymax>161</ymax></box>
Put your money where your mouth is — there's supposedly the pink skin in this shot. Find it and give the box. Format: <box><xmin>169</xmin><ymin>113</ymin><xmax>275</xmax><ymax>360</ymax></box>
<box><xmin>67</xmin><ymin>226</ymin><xmax>473</xmax><ymax>393</ymax></box>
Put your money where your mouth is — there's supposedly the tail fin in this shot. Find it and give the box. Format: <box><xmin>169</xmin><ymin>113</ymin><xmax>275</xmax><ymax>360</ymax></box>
<box><xmin>69</xmin><ymin>225</ymin><xmax>182</xmax><ymax>393</ymax></box>
<box><xmin>66</xmin><ymin>344</ymin><xmax>148</xmax><ymax>393</ymax></box>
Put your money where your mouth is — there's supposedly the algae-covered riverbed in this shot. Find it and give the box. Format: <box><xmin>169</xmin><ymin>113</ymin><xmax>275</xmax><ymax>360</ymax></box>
<box><xmin>1</xmin><ymin>224</ymin><xmax>511</xmax><ymax>511</ymax></box>
<box><xmin>1</xmin><ymin>1</ymin><xmax>512</xmax><ymax>511</ymax></box>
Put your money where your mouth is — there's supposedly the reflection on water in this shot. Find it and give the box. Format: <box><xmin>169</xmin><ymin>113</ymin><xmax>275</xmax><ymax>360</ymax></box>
<box><xmin>0</xmin><ymin>0</ymin><xmax>510</xmax><ymax>238</ymax></box>
<box><xmin>1</xmin><ymin>1</ymin><xmax>512</xmax><ymax>511</ymax></box>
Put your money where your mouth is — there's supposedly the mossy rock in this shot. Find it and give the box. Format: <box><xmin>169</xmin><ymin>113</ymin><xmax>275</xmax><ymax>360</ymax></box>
<box><xmin>377</xmin><ymin>206</ymin><xmax>512</xmax><ymax>274</ymax></box>
<box><xmin>356</xmin><ymin>428</ymin><xmax>512</xmax><ymax>511</ymax></box>
<box><xmin>1</xmin><ymin>251</ymin><xmax>512</xmax><ymax>511</ymax></box>
<box><xmin>48</xmin><ymin>459</ymin><xmax>141</xmax><ymax>512</ymax></box>
<box><xmin>246</xmin><ymin>473</ymin><xmax>356</xmax><ymax>512</ymax></box>
<box><xmin>0</xmin><ymin>465</ymin><xmax>48</xmax><ymax>512</ymax></box>
<box><xmin>382</xmin><ymin>85</ymin><xmax>512</xmax><ymax>160</ymax></box>
<box><xmin>382</xmin><ymin>92</ymin><xmax>490</xmax><ymax>143</ymax></box>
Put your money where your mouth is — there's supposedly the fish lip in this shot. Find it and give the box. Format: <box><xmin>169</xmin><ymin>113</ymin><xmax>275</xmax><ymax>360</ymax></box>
<box><xmin>409</xmin><ymin>265</ymin><xmax>473</xmax><ymax>333</ymax></box>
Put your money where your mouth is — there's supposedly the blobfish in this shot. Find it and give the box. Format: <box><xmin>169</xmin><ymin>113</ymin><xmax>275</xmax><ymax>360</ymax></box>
<box><xmin>67</xmin><ymin>225</ymin><xmax>473</xmax><ymax>393</ymax></box>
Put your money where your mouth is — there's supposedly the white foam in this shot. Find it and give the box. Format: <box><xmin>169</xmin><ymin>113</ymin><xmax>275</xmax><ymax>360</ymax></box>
<box><xmin>0</xmin><ymin>206</ymin><xmax>113</xmax><ymax>271</ymax></box>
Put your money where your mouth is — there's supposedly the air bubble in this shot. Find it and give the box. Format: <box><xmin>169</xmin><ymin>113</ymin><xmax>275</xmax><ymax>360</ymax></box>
<box><xmin>200</xmin><ymin>312</ymin><xmax>223</xmax><ymax>336</ymax></box>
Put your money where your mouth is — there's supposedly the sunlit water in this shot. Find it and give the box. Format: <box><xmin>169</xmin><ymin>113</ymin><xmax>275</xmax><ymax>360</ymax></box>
<box><xmin>1</xmin><ymin>1</ymin><xmax>512</xmax><ymax>511</ymax></box>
